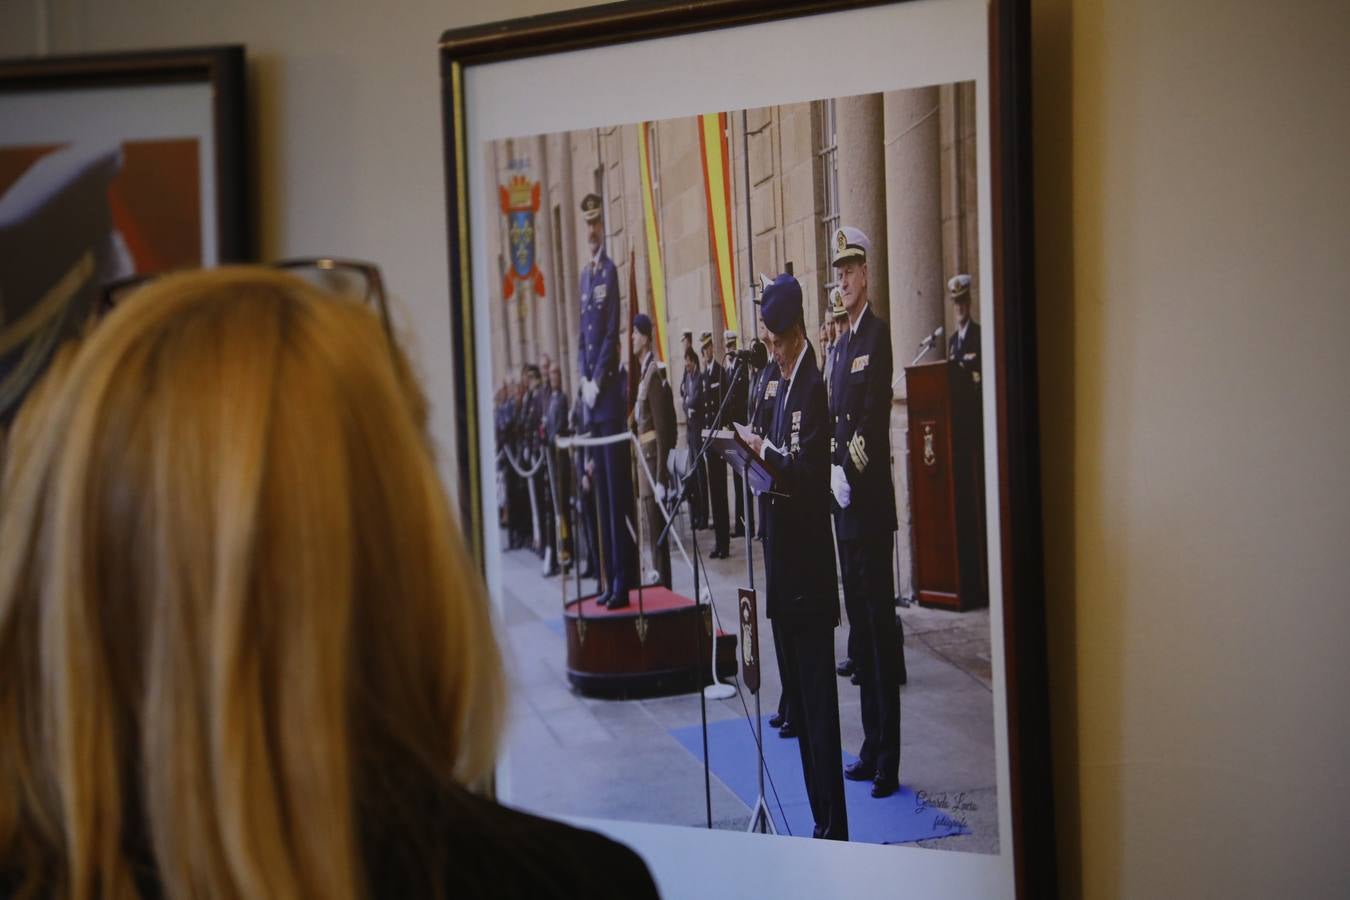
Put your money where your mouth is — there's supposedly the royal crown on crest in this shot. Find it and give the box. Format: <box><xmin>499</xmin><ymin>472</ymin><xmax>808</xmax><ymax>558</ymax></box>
<box><xmin>500</xmin><ymin>174</ymin><xmax>541</xmax><ymax>213</ymax></box>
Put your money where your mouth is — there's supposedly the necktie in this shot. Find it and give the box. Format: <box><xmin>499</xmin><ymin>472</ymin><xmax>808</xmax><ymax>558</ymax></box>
<box><xmin>775</xmin><ymin>379</ymin><xmax>789</xmax><ymax>443</ymax></box>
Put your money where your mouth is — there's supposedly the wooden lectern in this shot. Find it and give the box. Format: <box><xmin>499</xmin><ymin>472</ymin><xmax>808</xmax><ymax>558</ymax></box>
<box><xmin>904</xmin><ymin>361</ymin><xmax>988</xmax><ymax>611</ymax></box>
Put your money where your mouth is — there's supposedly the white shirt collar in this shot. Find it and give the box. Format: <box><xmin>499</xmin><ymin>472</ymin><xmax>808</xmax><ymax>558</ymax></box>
<box><xmin>782</xmin><ymin>340</ymin><xmax>807</xmax><ymax>395</ymax></box>
<box><xmin>847</xmin><ymin>302</ymin><xmax>869</xmax><ymax>333</ymax></box>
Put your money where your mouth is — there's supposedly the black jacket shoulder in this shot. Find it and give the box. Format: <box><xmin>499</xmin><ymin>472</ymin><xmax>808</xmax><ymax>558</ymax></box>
<box><xmin>430</xmin><ymin>792</ymin><xmax>660</xmax><ymax>900</ymax></box>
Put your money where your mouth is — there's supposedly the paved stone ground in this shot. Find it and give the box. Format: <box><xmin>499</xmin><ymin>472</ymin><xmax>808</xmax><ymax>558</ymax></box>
<box><xmin>493</xmin><ymin>511</ymin><xmax>999</xmax><ymax>854</ymax></box>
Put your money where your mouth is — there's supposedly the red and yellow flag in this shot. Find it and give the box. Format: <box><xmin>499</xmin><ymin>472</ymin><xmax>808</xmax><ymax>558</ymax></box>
<box><xmin>698</xmin><ymin>112</ymin><xmax>738</xmax><ymax>335</ymax></box>
<box><xmin>636</xmin><ymin>122</ymin><xmax>667</xmax><ymax>362</ymax></box>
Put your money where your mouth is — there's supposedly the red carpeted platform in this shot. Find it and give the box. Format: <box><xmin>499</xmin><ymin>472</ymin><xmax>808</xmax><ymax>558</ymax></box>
<box><xmin>566</xmin><ymin>585</ymin><xmax>697</xmax><ymax>617</ymax></box>
<box><xmin>563</xmin><ymin>585</ymin><xmax>737</xmax><ymax>698</ymax></box>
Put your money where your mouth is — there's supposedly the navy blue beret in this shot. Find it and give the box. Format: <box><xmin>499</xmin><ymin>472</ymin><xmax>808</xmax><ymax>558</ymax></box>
<box><xmin>759</xmin><ymin>273</ymin><xmax>802</xmax><ymax>335</ymax></box>
<box><xmin>633</xmin><ymin>312</ymin><xmax>652</xmax><ymax>337</ymax></box>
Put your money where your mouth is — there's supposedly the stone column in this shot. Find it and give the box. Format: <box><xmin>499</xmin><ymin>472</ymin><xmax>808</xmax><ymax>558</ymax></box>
<box><xmin>884</xmin><ymin>86</ymin><xmax>944</xmax><ymax>386</ymax></box>
<box><xmin>834</xmin><ymin>93</ymin><xmax>887</xmax><ymax>323</ymax></box>
<box><xmin>556</xmin><ymin>133</ymin><xmax>580</xmax><ymax>397</ymax></box>
<box><xmin>883</xmin><ymin>86</ymin><xmax>943</xmax><ymax>602</ymax></box>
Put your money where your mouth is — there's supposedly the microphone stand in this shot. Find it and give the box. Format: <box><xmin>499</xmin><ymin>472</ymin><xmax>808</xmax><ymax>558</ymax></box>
<box><xmin>657</xmin><ymin>356</ymin><xmax>751</xmax><ymax>830</ymax></box>
<box><xmin>739</xmin><ymin>362</ymin><xmax>776</xmax><ymax>835</ymax></box>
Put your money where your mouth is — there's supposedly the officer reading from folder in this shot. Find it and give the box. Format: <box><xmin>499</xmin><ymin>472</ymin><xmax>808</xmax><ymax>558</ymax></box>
<box><xmin>741</xmin><ymin>272</ymin><xmax>848</xmax><ymax>841</ymax></box>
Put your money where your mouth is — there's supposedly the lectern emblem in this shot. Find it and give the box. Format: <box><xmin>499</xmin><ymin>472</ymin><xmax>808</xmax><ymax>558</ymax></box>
<box><xmin>922</xmin><ymin>422</ymin><xmax>937</xmax><ymax>467</ymax></box>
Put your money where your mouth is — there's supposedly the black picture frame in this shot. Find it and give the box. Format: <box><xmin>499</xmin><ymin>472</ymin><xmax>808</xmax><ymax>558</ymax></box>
<box><xmin>0</xmin><ymin>44</ymin><xmax>251</xmax><ymax>266</ymax></box>
<box><xmin>440</xmin><ymin>2</ymin><xmax>1052</xmax><ymax>895</ymax></box>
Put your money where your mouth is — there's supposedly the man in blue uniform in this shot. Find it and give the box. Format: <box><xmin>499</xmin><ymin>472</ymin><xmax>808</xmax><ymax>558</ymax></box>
<box><xmin>699</xmin><ymin>331</ymin><xmax>731</xmax><ymax>559</ymax></box>
<box><xmin>679</xmin><ymin>341</ymin><xmax>707</xmax><ymax>529</ymax></box>
<box><xmin>947</xmin><ymin>273</ymin><xmax>981</xmax><ymax>387</ymax></box>
<box><xmin>828</xmin><ymin>225</ymin><xmax>902</xmax><ymax>798</ymax></box>
<box><xmin>724</xmin><ymin>330</ymin><xmax>750</xmax><ymax>539</ymax></box>
<box><xmin>577</xmin><ymin>193</ymin><xmax>637</xmax><ymax>609</ymax></box>
<box><xmin>744</xmin><ymin>273</ymin><xmax>848</xmax><ymax>841</ymax></box>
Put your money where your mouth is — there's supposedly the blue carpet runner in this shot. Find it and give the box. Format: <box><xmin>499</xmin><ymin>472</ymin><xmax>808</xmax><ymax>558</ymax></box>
<box><xmin>671</xmin><ymin>716</ymin><xmax>971</xmax><ymax>843</ymax></box>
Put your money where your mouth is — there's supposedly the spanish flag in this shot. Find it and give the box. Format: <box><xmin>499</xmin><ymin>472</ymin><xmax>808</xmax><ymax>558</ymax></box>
<box><xmin>698</xmin><ymin>112</ymin><xmax>738</xmax><ymax>335</ymax></box>
<box><xmin>636</xmin><ymin>122</ymin><xmax>667</xmax><ymax>362</ymax></box>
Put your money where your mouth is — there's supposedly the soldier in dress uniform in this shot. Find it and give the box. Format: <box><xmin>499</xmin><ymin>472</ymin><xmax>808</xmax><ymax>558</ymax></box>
<box><xmin>828</xmin><ymin>225</ymin><xmax>902</xmax><ymax>799</ymax></box>
<box><xmin>570</xmin><ymin>385</ymin><xmax>599</xmax><ymax>583</ymax></box>
<box><xmin>946</xmin><ymin>273</ymin><xmax>981</xmax><ymax>386</ymax></box>
<box><xmin>576</xmin><ymin>193</ymin><xmax>637</xmax><ymax>609</ymax></box>
<box><xmin>505</xmin><ymin>379</ymin><xmax>532</xmax><ymax>550</ymax></box>
<box><xmin>699</xmin><ymin>331</ymin><xmax>731</xmax><ymax>559</ymax></box>
<box><xmin>544</xmin><ymin>364</ymin><xmax>571</xmax><ymax>575</ymax></box>
<box><xmin>630</xmin><ymin>314</ymin><xmax>676</xmax><ymax>587</ymax></box>
<box><xmin>679</xmin><ymin>344</ymin><xmax>706</xmax><ymax>529</ymax></box>
<box><xmin>822</xmin><ymin>287</ymin><xmax>845</xmax><ymax>409</ymax></box>
<box><xmin>744</xmin><ymin>273</ymin><xmax>847</xmax><ymax>841</ymax></box>
<box><xmin>723</xmin><ymin>329</ymin><xmax>749</xmax><ymax>539</ymax></box>
<box><xmin>522</xmin><ymin>364</ymin><xmax>550</xmax><ymax>563</ymax></box>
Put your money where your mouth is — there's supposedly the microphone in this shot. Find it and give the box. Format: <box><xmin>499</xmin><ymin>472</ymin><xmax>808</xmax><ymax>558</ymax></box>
<box><xmin>917</xmin><ymin>325</ymin><xmax>944</xmax><ymax>351</ymax></box>
<box><xmin>731</xmin><ymin>339</ymin><xmax>768</xmax><ymax>369</ymax></box>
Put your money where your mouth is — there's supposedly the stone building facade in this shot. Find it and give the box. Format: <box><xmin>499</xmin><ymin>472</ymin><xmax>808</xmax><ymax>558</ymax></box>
<box><xmin>484</xmin><ymin>83</ymin><xmax>979</xmax><ymax>597</ymax></box>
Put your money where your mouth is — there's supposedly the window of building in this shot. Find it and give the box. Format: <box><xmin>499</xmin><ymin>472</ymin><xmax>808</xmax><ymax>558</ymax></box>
<box><xmin>818</xmin><ymin>98</ymin><xmax>840</xmax><ymax>293</ymax></box>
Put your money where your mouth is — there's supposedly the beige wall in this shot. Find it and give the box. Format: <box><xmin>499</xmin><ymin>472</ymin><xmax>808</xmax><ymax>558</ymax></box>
<box><xmin>1035</xmin><ymin>0</ymin><xmax>1350</xmax><ymax>896</ymax></box>
<box><xmin>5</xmin><ymin>0</ymin><xmax>1349</xmax><ymax>895</ymax></box>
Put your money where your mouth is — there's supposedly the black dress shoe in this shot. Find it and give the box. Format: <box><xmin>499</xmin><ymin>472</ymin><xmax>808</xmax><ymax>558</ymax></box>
<box><xmin>777</xmin><ymin>721</ymin><xmax>797</xmax><ymax>738</ymax></box>
<box><xmin>836</xmin><ymin>658</ymin><xmax>854</xmax><ymax>677</ymax></box>
<box><xmin>768</xmin><ymin>712</ymin><xmax>785</xmax><ymax>729</ymax></box>
<box><xmin>594</xmin><ymin>593</ymin><xmax>611</xmax><ymax>609</ymax></box>
<box><xmin>607</xmin><ymin>593</ymin><xmax>631</xmax><ymax>610</ymax></box>
<box><xmin>843</xmin><ymin>760</ymin><xmax>876</xmax><ymax>782</ymax></box>
<box><xmin>871</xmin><ymin>778</ymin><xmax>899</xmax><ymax>798</ymax></box>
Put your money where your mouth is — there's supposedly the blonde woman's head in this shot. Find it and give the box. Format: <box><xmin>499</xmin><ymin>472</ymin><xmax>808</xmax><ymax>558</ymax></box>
<box><xmin>0</xmin><ymin>267</ymin><xmax>503</xmax><ymax>899</ymax></box>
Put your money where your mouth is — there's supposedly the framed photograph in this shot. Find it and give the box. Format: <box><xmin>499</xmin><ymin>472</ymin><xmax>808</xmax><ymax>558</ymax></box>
<box><xmin>0</xmin><ymin>46</ymin><xmax>248</xmax><ymax>420</ymax></box>
<box><xmin>441</xmin><ymin>1</ymin><xmax>1051</xmax><ymax>897</ymax></box>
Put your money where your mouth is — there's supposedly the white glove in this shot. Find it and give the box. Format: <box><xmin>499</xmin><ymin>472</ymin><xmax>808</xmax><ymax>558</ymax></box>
<box><xmin>830</xmin><ymin>464</ymin><xmax>852</xmax><ymax>508</ymax></box>
<box><xmin>581</xmin><ymin>378</ymin><xmax>599</xmax><ymax>407</ymax></box>
<box><xmin>654</xmin><ymin>482</ymin><xmax>667</xmax><ymax>503</ymax></box>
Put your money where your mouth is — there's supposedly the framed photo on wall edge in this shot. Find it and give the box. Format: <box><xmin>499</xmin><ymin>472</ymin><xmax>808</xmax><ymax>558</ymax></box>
<box><xmin>440</xmin><ymin>2</ymin><xmax>1052</xmax><ymax>898</ymax></box>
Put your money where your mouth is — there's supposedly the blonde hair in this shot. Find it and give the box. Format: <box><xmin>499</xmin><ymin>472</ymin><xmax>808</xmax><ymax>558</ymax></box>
<box><xmin>0</xmin><ymin>267</ymin><xmax>503</xmax><ymax>899</ymax></box>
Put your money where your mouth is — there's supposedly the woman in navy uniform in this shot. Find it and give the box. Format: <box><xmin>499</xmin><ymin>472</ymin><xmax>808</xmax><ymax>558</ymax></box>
<box><xmin>577</xmin><ymin>193</ymin><xmax>636</xmax><ymax>608</ymax></box>
<box><xmin>744</xmin><ymin>272</ymin><xmax>848</xmax><ymax>841</ymax></box>
<box><xmin>828</xmin><ymin>226</ymin><xmax>902</xmax><ymax>798</ymax></box>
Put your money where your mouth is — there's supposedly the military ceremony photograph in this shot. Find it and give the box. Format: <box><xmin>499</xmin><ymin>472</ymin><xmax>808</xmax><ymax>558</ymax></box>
<box><xmin>476</xmin><ymin>83</ymin><xmax>1000</xmax><ymax>852</ymax></box>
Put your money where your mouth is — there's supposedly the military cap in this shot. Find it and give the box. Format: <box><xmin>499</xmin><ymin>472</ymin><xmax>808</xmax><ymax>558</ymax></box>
<box><xmin>759</xmin><ymin>273</ymin><xmax>803</xmax><ymax>335</ymax></box>
<box><xmin>633</xmin><ymin>313</ymin><xmax>652</xmax><ymax>337</ymax></box>
<box><xmin>829</xmin><ymin>286</ymin><xmax>847</xmax><ymax>319</ymax></box>
<box><xmin>580</xmin><ymin>192</ymin><xmax>603</xmax><ymax>222</ymax></box>
<box><xmin>524</xmin><ymin>363</ymin><xmax>542</xmax><ymax>379</ymax></box>
<box><xmin>831</xmin><ymin>225</ymin><xmax>871</xmax><ymax>266</ymax></box>
<box><xmin>948</xmin><ymin>273</ymin><xmax>972</xmax><ymax>303</ymax></box>
<box><xmin>681</xmin><ymin>328</ymin><xmax>693</xmax><ymax>340</ymax></box>
<box><xmin>700</xmin><ymin>330</ymin><xmax>714</xmax><ymax>348</ymax></box>
<box><xmin>724</xmin><ymin>329</ymin><xmax>738</xmax><ymax>347</ymax></box>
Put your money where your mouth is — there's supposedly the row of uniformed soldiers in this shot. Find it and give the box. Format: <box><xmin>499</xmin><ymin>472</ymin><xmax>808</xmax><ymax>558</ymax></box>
<box><xmin>746</xmin><ymin>226</ymin><xmax>981</xmax><ymax>842</ymax></box>
<box><xmin>677</xmin><ymin>328</ymin><xmax>755</xmax><ymax>560</ymax></box>
<box><xmin>494</xmin><ymin>361</ymin><xmax>572</xmax><ymax>572</ymax></box>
